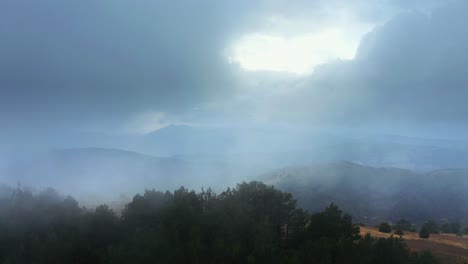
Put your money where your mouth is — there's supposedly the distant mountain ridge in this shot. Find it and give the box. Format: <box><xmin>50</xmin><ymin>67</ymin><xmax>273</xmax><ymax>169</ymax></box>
<box><xmin>0</xmin><ymin>148</ymin><xmax>190</xmax><ymax>202</ymax></box>
<box><xmin>139</xmin><ymin>125</ymin><xmax>468</xmax><ymax>171</ymax></box>
<box><xmin>2</xmin><ymin>143</ymin><xmax>468</xmax><ymax>220</ymax></box>
<box><xmin>260</xmin><ymin>161</ymin><xmax>468</xmax><ymax>224</ymax></box>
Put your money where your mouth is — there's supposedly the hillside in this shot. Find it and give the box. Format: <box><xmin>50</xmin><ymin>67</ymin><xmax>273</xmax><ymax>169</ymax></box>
<box><xmin>138</xmin><ymin>125</ymin><xmax>468</xmax><ymax>171</ymax></box>
<box><xmin>0</xmin><ymin>148</ymin><xmax>189</xmax><ymax>202</ymax></box>
<box><xmin>260</xmin><ymin>162</ymin><xmax>468</xmax><ymax>224</ymax></box>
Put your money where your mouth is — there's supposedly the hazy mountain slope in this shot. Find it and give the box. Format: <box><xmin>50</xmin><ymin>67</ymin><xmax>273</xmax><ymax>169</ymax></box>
<box><xmin>0</xmin><ymin>147</ymin><xmax>265</xmax><ymax>203</ymax></box>
<box><xmin>139</xmin><ymin>125</ymin><xmax>468</xmax><ymax>171</ymax></box>
<box><xmin>260</xmin><ymin>162</ymin><xmax>468</xmax><ymax>224</ymax></box>
<box><xmin>312</xmin><ymin>142</ymin><xmax>468</xmax><ymax>171</ymax></box>
<box><xmin>0</xmin><ymin>148</ymin><xmax>190</xmax><ymax>202</ymax></box>
<box><xmin>140</xmin><ymin>125</ymin><xmax>325</xmax><ymax>156</ymax></box>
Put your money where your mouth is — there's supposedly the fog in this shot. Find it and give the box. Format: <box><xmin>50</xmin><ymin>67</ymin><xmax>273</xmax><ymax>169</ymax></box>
<box><xmin>0</xmin><ymin>0</ymin><xmax>467</xmax><ymax>214</ymax></box>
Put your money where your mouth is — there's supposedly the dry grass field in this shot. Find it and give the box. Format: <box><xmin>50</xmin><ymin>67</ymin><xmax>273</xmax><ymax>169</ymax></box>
<box><xmin>360</xmin><ymin>226</ymin><xmax>468</xmax><ymax>264</ymax></box>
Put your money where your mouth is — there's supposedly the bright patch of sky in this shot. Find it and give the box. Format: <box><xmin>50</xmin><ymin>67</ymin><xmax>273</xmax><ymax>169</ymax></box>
<box><xmin>229</xmin><ymin>24</ymin><xmax>374</xmax><ymax>74</ymax></box>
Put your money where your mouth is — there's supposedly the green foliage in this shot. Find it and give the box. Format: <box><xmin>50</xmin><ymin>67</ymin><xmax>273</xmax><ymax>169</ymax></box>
<box><xmin>393</xmin><ymin>218</ymin><xmax>413</xmax><ymax>236</ymax></box>
<box><xmin>419</xmin><ymin>226</ymin><xmax>430</xmax><ymax>239</ymax></box>
<box><xmin>394</xmin><ymin>229</ymin><xmax>404</xmax><ymax>236</ymax></box>
<box><xmin>305</xmin><ymin>203</ymin><xmax>360</xmax><ymax>241</ymax></box>
<box><xmin>0</xmin><ymin>183</ymin><xmax>441</xmax><ymax>264</ymax></box>
<box><xmin>410</xmin><ymin>251</ymin><xmax>441</xmax><ymax>264</ymax></box>
<box><xmin>440</xmin><ymin>221</ymin><xmax>460</xmax><ymax>234</ymax></box>
<box><xmin>394</xmin><ymin>218</ymin><xmax>413</xmax><ymax>231</ymax></box>
<box><xmin>379</xmin><ymin>222</ymin><xmax>392</xmax><ymax>233</ymax></box>
<box><xmin>421</xmin><ymin>220</ymin><xmax>440</xmax><ymax>234</ymax></box>
<box><xmin>371</xmin><ymin>236</ymin><xmax>410</xmax><ymax>264</ymax></box>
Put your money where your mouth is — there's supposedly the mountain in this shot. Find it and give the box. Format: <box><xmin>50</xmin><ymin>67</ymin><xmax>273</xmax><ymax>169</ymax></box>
<box><xmin>300</xmin><ymin>141</ymin><xmax>468</xmax><ymax>171</ymax></box>
<box><xmin>142</xmin><ymin>125</ymin><xmax>236</xmax><ymax>155</ymax></box>
<box><xmin>260</xmin><ymin>161</ymin><xmax>468</xmax><ymax>225</ymax></box>
<box><xmin>0</xmin><ymin>147</ymin><xmax>267</xmax><ymax>203</ymax></box>
<box><xmin>139</xmin><ymin>125</ymin><xmax>468</xmax><ymax>171</ymax></box>
<box><xmin>140</xmin><ymin>124</ymin><xmax>332</xmax><ymax>156</ymax></box>
<box><xmin>0</xmin><ymin>148</ymin><xmax>190</xmax><ymax>202</ymax></box>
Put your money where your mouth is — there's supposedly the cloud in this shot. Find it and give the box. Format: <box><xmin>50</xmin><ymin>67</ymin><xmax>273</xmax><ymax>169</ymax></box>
<box><xmin>0</xmin><ymin>0</ymin><xmax>258</xmax><ymax>129</ymax></box>
<box><xmin>239</xmin><ymin>1</ymin><xmax>468</xmax><ymax>129</ymax></box>
<box><xmin>229</xmin><ymin>28</ymin><xmax>367</xmax><ymax>74</ymax></box>
<box><xmin>0</xmin><ymin>0</ymin><xmax>463</xmax><ymax>141</ymax></box>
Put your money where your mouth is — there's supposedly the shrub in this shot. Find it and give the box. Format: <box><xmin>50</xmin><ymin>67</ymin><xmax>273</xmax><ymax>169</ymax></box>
<box><xmin>393</xmin><ymin>219</ymin><xmax>412</xmax><ymax>231</ymax></box>
<box><xmin>394</xmin><ymin>229</ymin><xmax>404</xmax><ymax>236</ymax></box>
<box><xmin>419</xmin><ymin>226</ymin><xmax>430</xmax><ymax>239</ymax></box>
<box><xmin>422</xmin><ymin>220</ymin><xmax>439</xmax><ymax>234</ymax></box>
<box><xmin>379</xmin><ymin>222</ymin><xmax>392</xmax><ymax>233</ymax></box>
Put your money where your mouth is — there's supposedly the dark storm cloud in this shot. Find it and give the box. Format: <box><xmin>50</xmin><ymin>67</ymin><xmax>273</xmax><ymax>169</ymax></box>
<box><xmin>0</xmin><ymin>0</ymin><xmax>259</xmax><ymax>127</ymax></box>
<box><xmin>0</xmin><ymin>0</ymin><xmax>464</xmax><ymax>134</ymax></box>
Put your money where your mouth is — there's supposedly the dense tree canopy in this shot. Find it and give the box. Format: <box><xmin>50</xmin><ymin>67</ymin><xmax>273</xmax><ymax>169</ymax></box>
<box><xmin>0</xmin><ymin>182</ymin><xmax>440</xmax><ymax>264</ymax></box>
<box><xmin>440</xmin><ymin>221</ymin><xmax>461</xmax><ymax>234</ymax></box>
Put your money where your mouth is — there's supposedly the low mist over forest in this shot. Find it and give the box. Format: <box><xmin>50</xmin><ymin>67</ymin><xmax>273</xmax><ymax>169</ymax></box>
<box><xmin>2</xmin><ymin>127</ymin><xmax>468</xmax><ymax>204</ymax></box>
<box><xmin>1</xmin><ymin>0</ymin><xmax>468</xmax><ymax>263</ymax></box>
<box><xmin>0</xmin><ymin>182</ymin><xmax>448</xmax><ymax>263</ymax></box>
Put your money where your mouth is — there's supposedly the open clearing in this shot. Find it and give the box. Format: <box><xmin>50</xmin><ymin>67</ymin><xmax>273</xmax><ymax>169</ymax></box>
<box><xmin>360</xmin><ymin>226</ymin><xmax>467</xmax><ymax>264</ymax></box>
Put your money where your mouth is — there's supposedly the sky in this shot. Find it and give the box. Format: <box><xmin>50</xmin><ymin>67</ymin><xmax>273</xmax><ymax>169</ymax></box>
<box><xmin>1</xmin><ymin>0</ymin><xmax>467</xmax><ymax>145</ymax></box>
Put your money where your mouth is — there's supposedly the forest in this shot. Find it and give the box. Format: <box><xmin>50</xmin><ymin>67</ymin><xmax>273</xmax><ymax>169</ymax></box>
<box><xmin>0</xmin><ymin>182</ymin><xmax>440</xmax><ymax>264</ymax></box>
